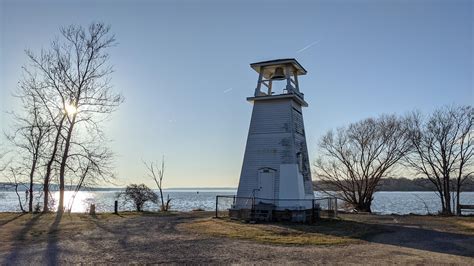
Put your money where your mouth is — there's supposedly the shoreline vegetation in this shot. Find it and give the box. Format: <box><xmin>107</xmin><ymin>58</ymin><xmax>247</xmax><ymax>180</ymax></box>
<box><xmin>0</xmin><ymin>211</ymin><xmax>473</xmax><ymax>264</ymax></box>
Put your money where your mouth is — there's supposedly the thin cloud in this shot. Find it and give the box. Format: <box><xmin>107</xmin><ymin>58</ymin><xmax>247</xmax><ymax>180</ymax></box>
<box><xmin>296</xmin><ymin>40</ymin><xmax>320</xmax><ymax>53</ymax></box>
<box><xmin>223</xmin><ymin>88</ymin><xmax>233</xmax><ymax>93</ymax></box>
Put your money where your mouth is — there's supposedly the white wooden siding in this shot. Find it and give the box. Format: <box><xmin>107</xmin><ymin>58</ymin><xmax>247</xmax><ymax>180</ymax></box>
<box><xmin>236</xmin><ymin>96</ymin><xmax>314</xmax><ymax>205</ymax></box>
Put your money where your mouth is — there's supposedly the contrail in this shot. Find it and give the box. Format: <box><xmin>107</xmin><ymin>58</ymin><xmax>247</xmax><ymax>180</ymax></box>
<box><xmin>223</xmin><ymin>88</ymin><xmax>233</xmax><ymax>93</ymax></box>
<box><xmin>296</xmin><ymin>40</ymin><xmax>320</xmax><ymax>53</ymax></box>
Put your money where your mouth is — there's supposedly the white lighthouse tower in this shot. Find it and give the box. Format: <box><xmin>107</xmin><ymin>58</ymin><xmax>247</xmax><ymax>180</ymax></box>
<box><xmin>233</xmin><ymin>58</ymin><xmax>314</xmax><ymax>220</ymax></box>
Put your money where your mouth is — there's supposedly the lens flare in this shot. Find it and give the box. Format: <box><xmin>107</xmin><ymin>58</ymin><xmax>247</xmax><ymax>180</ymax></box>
<box><xmin>64</xmin><ymin>102</ymin><xmax>77</xmax><ymax>115</ymax></box>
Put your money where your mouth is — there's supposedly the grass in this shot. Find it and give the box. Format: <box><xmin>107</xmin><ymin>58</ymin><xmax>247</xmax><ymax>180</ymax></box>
<box><xmin>179</xmin><ymin>217</ymin><xmax>381</xmax><ymax>246</ymax></box>
<box><xmin>1</xmin><ymin>211</ymin><xmax>471</xmax><ymax>249</ymax></box>
<box><xmin>455</xmin><ymin>220</ymin><xmax>474</xmax><ymax>233</ymax></box>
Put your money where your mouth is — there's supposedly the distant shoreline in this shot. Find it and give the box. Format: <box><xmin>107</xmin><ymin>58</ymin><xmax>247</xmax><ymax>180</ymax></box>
<box><xmin>2</xmin><ymin>177</ymin><xmax>474</xmax><ymax>192</ymax></box>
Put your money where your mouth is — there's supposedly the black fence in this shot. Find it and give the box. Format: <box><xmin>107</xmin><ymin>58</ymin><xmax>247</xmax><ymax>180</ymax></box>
<box><xmin>215</xmin><ymin>195</ymin><xmax>338</xmax><ymax>219</ymax></box>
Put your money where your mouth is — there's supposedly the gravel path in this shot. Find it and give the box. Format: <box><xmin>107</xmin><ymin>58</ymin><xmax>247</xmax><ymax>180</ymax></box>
<box><xmin>0</xmin><ymin>212</ymin><xmax>473</xmax><ymax>264</ymax></box>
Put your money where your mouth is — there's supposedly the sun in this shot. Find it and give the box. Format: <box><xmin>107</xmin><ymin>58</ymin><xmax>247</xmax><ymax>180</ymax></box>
<box><xmin>64</xmin><ymin>102</ymin><xmax>77</xmax><ymax>115</ymax></box>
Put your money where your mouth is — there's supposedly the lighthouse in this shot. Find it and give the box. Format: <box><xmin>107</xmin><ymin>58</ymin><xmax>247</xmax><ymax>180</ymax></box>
<box><xmin>232</xmin><ymin>58</ymin><xmax>314</xmax><ymax>221</ymax></box>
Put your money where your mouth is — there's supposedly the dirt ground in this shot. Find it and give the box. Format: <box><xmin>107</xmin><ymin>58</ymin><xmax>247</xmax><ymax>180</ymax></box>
<box><xmin>0</xmin><ymin>211</ymin><xmax>473</xmax><ymax>265</ymax></box>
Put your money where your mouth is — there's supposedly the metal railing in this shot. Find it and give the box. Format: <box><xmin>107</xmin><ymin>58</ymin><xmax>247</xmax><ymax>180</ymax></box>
<box><xmin>215</xmin><ymin>195</ymin><xmax>338</xmax><ymax>219</ymax></box>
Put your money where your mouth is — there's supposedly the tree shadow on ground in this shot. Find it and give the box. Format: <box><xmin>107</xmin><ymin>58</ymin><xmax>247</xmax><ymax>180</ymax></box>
<box><xmin>272</xmin><ymin>218</ymin><xmax>474</xmax><ymax>257</ymax></box>
<box><xmin>45</xmin><ymin>212</ymin><xmax>62</xmax><ymax>265</ymax></box>
<box><xmin>6</xmin><ymin>213</ymin><xmax>42</xmax><ymax>264</ymax></box>
<box><xmin>88</xmin><ymin>214</ymin><xmax>130</xmax><ymax>249</ymax></box>
<box><xmin>85</xmin><ymin>212</ymin><xmax>183</xmax><ymax>253</ymax></box>
<box><xmin>0</xmin><ymin>213</ymin><xmax>26</xmax><ymax>227</ymax></box>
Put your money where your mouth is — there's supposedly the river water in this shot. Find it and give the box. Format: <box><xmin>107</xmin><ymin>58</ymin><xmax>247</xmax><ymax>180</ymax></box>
<box><xmin>0</xmin><ymin>190</ymin><xmax>473</xmax><ymax>215</ymax></box>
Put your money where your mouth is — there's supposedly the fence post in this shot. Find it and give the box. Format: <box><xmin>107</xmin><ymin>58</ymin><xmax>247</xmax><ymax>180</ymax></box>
<box><xmin>89</xmin><ymin>204</ymin><xmax>96</xmax><ymax>215</ymax></box>
<box><xmin>114</xmin><ymin>200</ymin><xmax>118</xmax><ymax>214</ymax></box>
<box><xmin>215</xmin><ymin>196</ymin><xmax>218</xmax><ymax>218</ymax></box>
<box><xmin>328</xmin><ymin>198</ymin><xmax>334</xmax><ymax>218</ymax></box>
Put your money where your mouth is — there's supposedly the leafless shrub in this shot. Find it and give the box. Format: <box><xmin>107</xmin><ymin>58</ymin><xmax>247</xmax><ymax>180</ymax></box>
<box><xmin>123</xmin><ymin>184</ymin><xmax>158</xmax><ymax>212</ymax></box>
<box><xmin>314</xmin><ymin>115</ymin><xmax>412</xmax><ymax>212</ymax></box>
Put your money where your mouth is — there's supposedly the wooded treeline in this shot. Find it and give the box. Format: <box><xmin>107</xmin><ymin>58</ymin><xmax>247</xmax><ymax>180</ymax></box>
<box><xmin>314</xmin><ymin>177</ymin><xmax>474</xmax><ymax>192</ymax></box>
<box><xmin>0</xmin><ymin>22</ymin><xmax>123</xmax><ymax>213</ymax></box>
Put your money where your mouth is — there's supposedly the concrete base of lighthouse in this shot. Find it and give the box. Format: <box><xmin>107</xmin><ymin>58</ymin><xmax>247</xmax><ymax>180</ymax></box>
<box><xmin>229</xmin><ymin>164</ymin><xmax>318</xmax><ymax>223</ymax></box>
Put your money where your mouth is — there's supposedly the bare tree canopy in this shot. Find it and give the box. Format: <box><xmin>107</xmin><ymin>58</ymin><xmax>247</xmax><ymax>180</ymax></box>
<box><xmin>15</xmin><ymin>22</ymin><xmax>123</xmax><ymax>212</ymax></box>
<box><xmin>406</xmin><ymin>105</ymin><xmax>473</xmax><ymax>215</ymax></box>
<box><xmin>314</xmin><ymin>115</ymin><xmax>412</xmax><ymax>212</ymax></box>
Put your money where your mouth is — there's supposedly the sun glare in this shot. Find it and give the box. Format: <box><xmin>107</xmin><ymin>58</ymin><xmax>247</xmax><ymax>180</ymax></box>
<box><xmin>53</xmin><ymin>191</ymin><xmax>92</xmax><ymax>212</ymax></box>
<box><xmin>64</xmin><ymin>102</ymin><xmax>77</xmax><ymax>115</ymax></box>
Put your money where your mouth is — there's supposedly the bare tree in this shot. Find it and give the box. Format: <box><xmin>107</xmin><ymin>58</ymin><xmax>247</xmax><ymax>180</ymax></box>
<box><xmin>4</xmin><ymin>167</ymin><xmax>28</xmax><ymax>213</ymax></box>
<box><xmin>5</xmin><ymin>89</ymin><xmax>51</xmax><ymax>212</ymax></box>
<box><xmin>406</xmin><ymin>106</ymin><xmax>473</xmax><ymax>215</ymax></box>
<box><xmin>0</xmin><ymin>153</ymin><xmax>26</xmax><ymax>212</ymax></box>
<box><xmin>23</xmin><ymin>22</ymin><xmax>123</xmax><ymax>212</ymax></box>
<box><xmin>66</xmin><ymin>141</ymin><xmax>116</xmax><ymax>212</ymax></box>
<box><xmin>314</xmin><ymin>115</ymin><xmax>412</xmax><ymax>212</ymax></box>
<box><xmin>144</xmin><ymin>157</ymin><xmax>171</xmax><ymax>211</ymax></box>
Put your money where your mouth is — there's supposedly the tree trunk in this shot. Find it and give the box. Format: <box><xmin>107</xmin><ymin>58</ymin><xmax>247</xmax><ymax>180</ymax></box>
<box><xmin>28</xmin><ymin>158</ymin><xmax>37</xmax><ymax>212</ymax></box>
<box><xmin>355</xmin><ymin>201</ymin><xmax>372</xmax><ymax>213</ymax></box>
<box><xmin>456</xmin><ymin>180</ymin><xmax>461</xmax><ymax>216</ymax></box>
<box><xmin>43</xmin><ymin>116</ymin><xmax>65</xmax><ymax>213</ymax></box>
<box><xmin>438</xmin><ymin>189</ymin><xmax>446</xmax><ymax>214</ymax></box>
<box><xmin>159</xmin><ymin>187</ymin><xmax>165</xmax><ymax>211</ymax></box>
<box><xmin>14</xmin><ymin>183</ymin><xmax>26</xmax><ymax>213</ymax></box>
<box><xmin>443</xmin><ymin>185</ymin><xmax>452</xmax><ymax>215</ymax></box>
<box><xmin>58</xmin><ymin>115</ymin><xmax>76</xmax><ymax>213</ymax></box>
<box><xmin>444</xmin><ymin>178</ymin><xmax>452</xmax><ymax>215</ymax></box>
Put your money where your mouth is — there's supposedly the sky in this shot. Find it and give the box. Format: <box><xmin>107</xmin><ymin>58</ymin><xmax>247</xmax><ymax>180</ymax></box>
<box><xmin>0</xmin><ymin>0</ymin><xmax>472</xmax><ymax>188</ymax></box>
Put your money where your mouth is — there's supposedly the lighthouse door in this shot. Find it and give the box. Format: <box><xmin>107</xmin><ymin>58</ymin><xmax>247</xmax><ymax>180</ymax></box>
<box><xmin>257</xmin><ymin>168</ymin><xmax>275</xmax><ymax>204</ymax></box>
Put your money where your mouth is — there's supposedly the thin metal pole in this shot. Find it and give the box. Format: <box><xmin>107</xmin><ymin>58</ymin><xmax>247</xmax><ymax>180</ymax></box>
<box><xmin>215</xmin><ymin>196</ymin><xmax>218</xmax><ymax>218</ymax></box>
<box><xmin>328</xmin><ymin>198</ymin><xmax>332</xmax><ymax>218</ymax></box>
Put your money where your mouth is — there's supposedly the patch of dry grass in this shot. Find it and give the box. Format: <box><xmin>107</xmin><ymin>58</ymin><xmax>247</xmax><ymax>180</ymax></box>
<box><xmin>179</xmin><ymin>218</ymin><xmax>365</xmax><ymax>245</ymax></box>
<box><xmin>456</xmin><ymin>220</ymin><xmax>474</xmax><ymax>233</ymax></box>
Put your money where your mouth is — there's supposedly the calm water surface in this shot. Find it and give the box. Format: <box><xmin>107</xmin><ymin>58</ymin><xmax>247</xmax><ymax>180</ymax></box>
<box><xmin>0</xmin><ymin>190</ymin><xmax>473</xmax><ymax>215</ymax></box>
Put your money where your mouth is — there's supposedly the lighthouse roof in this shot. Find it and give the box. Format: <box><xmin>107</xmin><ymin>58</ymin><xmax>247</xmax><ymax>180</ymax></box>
<box><xmin>250</xmin><ymin>58</ymin><xmax>307</xmax><ymax>79</ymax></box>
